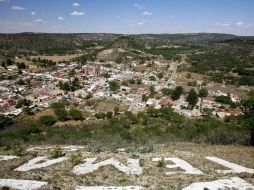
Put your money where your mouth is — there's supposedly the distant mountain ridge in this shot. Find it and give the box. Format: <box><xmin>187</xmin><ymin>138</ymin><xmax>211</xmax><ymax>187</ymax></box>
<box><xmin>0</xmin><ymin>32</ymin><xmax>251</xmax><ymax>54</ymax></box>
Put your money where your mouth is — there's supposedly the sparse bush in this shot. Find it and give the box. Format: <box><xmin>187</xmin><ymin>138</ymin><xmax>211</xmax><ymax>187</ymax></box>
<box><xmin>106</xmin><ymin>111</ymin><xmax>113</xmax><ymax>119</ymax></box>
<box><xmin>69</xmin><ymin>108</ymin><xmax>84</xmax><ymax>120</ymax></box>
<box><xmin>70</xmin><ymin>152</ymin><xmax>83</xmax><ymax>166</ymax></box>
<box><xmin>87</xmin><ymin>143</ymin><xmax>102</xmax><ymax>153</ymax></box>
<box><xmin>50</xmin><ymin>145</ymin><xmax>64</xmax><ymax>158</ymax></box>
<box><xmin>157</xmin><ymin>157</ymin><xmax>166</xmax><ymax>168</ymax></box>
<box><xmin>39</xmin><ymin>115</ymin><xmax>56</xmax><ymax>126</ymax></box>
<box><xmin>12</xmin><ymin>144</ymin><xmax>25</xmax><ymax>156</ymax></box>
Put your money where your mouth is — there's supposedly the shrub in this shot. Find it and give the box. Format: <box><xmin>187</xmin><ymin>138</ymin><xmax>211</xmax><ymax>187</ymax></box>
<box><xmin>12</xmin><ymin>144</ymin><xmax>25</xmax><ymax>156</ymax></box>
<box><xmin>198</xmin><ymin>88</ymin><xmax>208</xmax><ymax>98</ymax></box>
<box><xmin>161</xmin><ymin>88</ymin><xmax>173</xmax><ymax>96</ymax></box>
<box><xmin>39</xmin><ymin>115</ymin><xmax>56</xmax><ymax>126</ymax></box>
<box><xmin>157</xmin><ymin>157</ymin><xmax>166</xmax><ymax>168</ymax></box>
<box><xmin>50</xmin><ymin>145</ymin><xmax>64</xmax><ymax>158</ymax></box>
<box><xmin>87</xmin><ymin>143</ymin><xmax>102</xmax><ymax>153</ymax></box>
<box><xmin>69</xmin><ymin>108</ymin><xmax>84</xmax><ymax>120</ymax></box>
<box><xmin>52</xmin><ymin>102</ymin><xmax>68</xmax><ymax>121</ymax></box>
<box><xmin>0</xmin><ymin>115</ymin><xmax>13</xmax><ymax>129</ymax></box>
<box><xmin>136</xmin><ymin>143</ymin><xmax>156</xmax><ymax>153</ymax></box>
<box><xmin>106</xmin><ymin>111</ymin><xmax>113</xmax><ymax>119</ymax></box>
<box><xmin>109</xmin><ymin>81</ymin><xmax>120</xmax><ymax>91</ymax></box>
<box><xmin>70</xmin><ymin>152</ymin><xmax>83</xmax><ymax>166</ymax></box>
<box><xmin>95</xmin><ymin>112</ymin><xmax>106</xmax><ymax>119</ymax></box>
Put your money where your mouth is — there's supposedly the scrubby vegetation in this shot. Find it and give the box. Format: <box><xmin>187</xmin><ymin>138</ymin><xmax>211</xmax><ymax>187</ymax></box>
<box><xmin>0</xmin><ymin>106</ymin><xmax>251</xmax><ymax>148</ymax></box>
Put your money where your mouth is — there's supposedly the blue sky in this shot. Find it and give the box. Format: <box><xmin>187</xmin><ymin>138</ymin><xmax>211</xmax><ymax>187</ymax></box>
<box><xmin>0</xmin><ymin>0</ymin><xmax>254</xmax><ymax>35</ymax></box>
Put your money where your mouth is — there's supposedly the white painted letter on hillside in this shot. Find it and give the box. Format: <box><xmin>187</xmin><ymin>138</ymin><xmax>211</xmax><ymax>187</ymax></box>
<box><xmin>206</xmin><ymin>156</ymin><xmax>254</xmax><ymax>174</ymax></box>
<box><xmin>182</xmin><ymin>177</ymin><xmax>254</xmax><ymax>190</ymax></box>
<box><xmin>76</xmin><ymin>186</ymin><xmax>144</xmax><ymax>190</ymax></box>
<box><xmin>0</xmin><ymin>179</ymin><xmax>48</xmax><ymax>190</ymax></box>
<box><xmin>14</xmin><ymin>156</ymin><xmax>67</xmax><ymax>172</ymax></box>
<box><xmin>0</xmin><ymin>155</ymin><xmax>19</xmax><ymax>161</ymax></box>
<box><xmin>72</xmin><ymin>158</ymin><xmax>142</xmax><ymax>175</ymax></box>
<box><xmin>152</xmin><ymin>157</ymin><xmax>203</xmax><ymax>175</ymax></box>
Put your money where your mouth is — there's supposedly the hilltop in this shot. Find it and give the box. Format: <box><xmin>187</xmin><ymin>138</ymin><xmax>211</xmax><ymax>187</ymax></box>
<box><xmin>0</xmin><ymin>33</ymin><xmax>244</xmax><ymax>54</ymax></box>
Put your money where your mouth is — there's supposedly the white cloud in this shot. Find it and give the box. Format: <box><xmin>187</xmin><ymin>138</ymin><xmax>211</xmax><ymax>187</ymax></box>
<box><xmin>221</xmin><ymin>23</ymin><xmax>231</xmax><ymax>27</ymax></box>
<box><xmin>35</xmin><ymin>19</ymin><xmax>43</xmax><ymax>22</ymax></box>
<box><xmin>129</xmin><ymin>20</ymin><xmax>146</xmax><ymax>27</ymax></box>
<box><xmin>214</xmin><ymin>22</ymin><xmax>232</xmax><ymax>28</ymax></box>
<box><xmin>142</xmin><ymin>11</ymin><xmax>152</xmax><ymax>16</ymax></box>
<box><xmin>0</xmin><ymin>0</ymin><xmax>7</xmax><ymax>2</ymax></box>
<box><xmin>70</xmin><ymin>11</ymin><xmax>84</xmax><ymax>16</ymax></box>
<box><xmin>168</xmin><ymin>15</ymin><xmax>173</xmax><ymax>19</ymax></box>
<box><xmin>58</xmin><ymin>16</ymin><xmax>65</xmax><ymax>20</ymax></box>
<box><xmin>11</xmin><ymin>6</ymin><xmax>25</xmax><ymax>11</ymax></box>
<box><xmin>134</xmin><ymin>3</ymin><xmax>143</xmax><ymax>10</ymax></box>
<box><xmin>30</xmin><ymin>11</ymin><xmax>36</xmax><ymax>16</ymax></box>
<box><xmin>235</xmin><ymin>21</ymin><xmax>244</xmax><ymax>26</ymax></box>
<box><xmin>73</xmin><ymin>2</ymin><xmax>80</xmax><ymax>7</ymax></box>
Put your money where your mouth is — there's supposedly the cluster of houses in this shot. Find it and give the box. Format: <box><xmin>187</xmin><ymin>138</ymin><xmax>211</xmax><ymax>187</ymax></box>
<box><xmin>0</xmin><ymin>59</ymin><xmax>243</xmax><ymax>119</ymax></box>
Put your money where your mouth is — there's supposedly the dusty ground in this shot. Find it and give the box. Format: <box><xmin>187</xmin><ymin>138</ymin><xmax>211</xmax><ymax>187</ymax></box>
<box><xmin>0</xmin><ymin>142</ymin><xmax>253</xmax><ymax>190</ymax></box>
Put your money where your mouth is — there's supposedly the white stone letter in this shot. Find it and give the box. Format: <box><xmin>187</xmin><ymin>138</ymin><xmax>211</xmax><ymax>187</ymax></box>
<box><xmin>76</xmin><ymin>186</ymin><xmax>144</xmax><ymax>190</ymax></box>
<box><xmin>182</xmin><ymin>177</ymin><xmax>254</xmax><ymax>190</ymax></box>
<box><xmin>0</xmin><ymin>179</ymin><xmax>48</xmax><ymax>190</ymax></box>
<box><xmin>152</xmin><ymin>157</ymin><xmax>203</xmax><ymax>175</ymax></box>
<box><xmin>15</xmin><ymin>156</ymin><xmax>67</xmax><ymax>172</ymax></box>
<box><xmin>72</xmin><ymin>158</ymin><xmax>142</xmax><ymax>175</ymax></box>
<box><xmin>206</xmin><ymin>156</ymin><xmax>254</xmax><ymax>174</ymax></box>
<box><xmin>0</xmin><ymin>155</ymin><xmax>19</xmax><ymax>161</ymax></box>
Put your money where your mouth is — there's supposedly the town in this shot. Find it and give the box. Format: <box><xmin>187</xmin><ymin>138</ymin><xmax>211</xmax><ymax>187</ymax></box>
<box><xmin>0</xmin><ymin>54</ymin><xmax>245</xmax><ymax>121</ymax></box>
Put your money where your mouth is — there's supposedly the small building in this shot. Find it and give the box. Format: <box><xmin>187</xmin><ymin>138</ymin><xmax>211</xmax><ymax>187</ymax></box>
<box><xmin>120</xmin><ymin>86</ymin><xmax>132</xmax><ymax>93</ymax></box>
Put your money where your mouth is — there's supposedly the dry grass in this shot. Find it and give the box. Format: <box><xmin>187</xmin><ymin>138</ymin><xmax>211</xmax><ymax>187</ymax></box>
<box><xmin>30</xmin><ymin>54</ymin><xmax>82</xmax><ymax>62</ymax></box>
<box><xmin>95</xmin><ymin>100</ymin><xmax>128</xmax><ymax>113</ymax></box>
<box><xmin>0</xmin><ymin>142</ymin><xmax>253</xmax><ymax>189</ymax></box>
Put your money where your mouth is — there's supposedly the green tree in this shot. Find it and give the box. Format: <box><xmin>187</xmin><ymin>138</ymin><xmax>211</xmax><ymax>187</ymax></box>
<box><xmin>149</xmin><ymin>85</ymin><xmax>156</xmax><ymax>96</ymax></box>
<box><xmin>186</xmin><ymin>88</ymin><xmax>198</xmax><ymax>109</ymax></box>
<box><xmin>142</xmin><ymin>94</ymin><xmax>148</xmax><ymax>102</ymax></box>
<box><xmin>161</xmin><ymin>88</ymin><xmax>173</xmax><ymax>96</ymax></box>
<box><xmin>198</xmin><ymin>88</ymin><xmax>208</xmax><ymax>98</ymax></box>
<box><xmin>69</xmin><ymin>108</ymin><xmax>84</xmax><ymax>120</ymax></box>
<box><xmin>16</xmin><ymin>62</ymin><xmax>27</xmax><ymax>70</ymax></box>
<box><xmin>22</xmin><ymin>106</ymin><xmax>34</xmax><ymax>115</ymax></box>
<box><xmin>109</xmin><ymin>81</ymin><xmax>120</xmax><ymax>91</ymax></box>
<box><xmin>241</xmin><ymin>95</ymin><xmax>254</xmax><ymax>146</ymax></box>
<box><xmin>52</xmin><ymin>102</ymin><xmax>68</xmax><ymax>121</ymax></box>
<box><xmin>106</xmin><ymin>111</ymin><xmax>113</xmax><ymax>119</ymax></box>
<box><xmin>171</xmin><ymin>86</ymin><xmax>184</xmax><ymax>100</ymax></box>
<box><xmin>0</xmin><ymin>115</ymin><xmax>13</xmax><ymax>129</ymax></box>
<box><xmin>114</xmin><ymin>106</ymin><xmax>119</xmax><ymax>115</ymax></box>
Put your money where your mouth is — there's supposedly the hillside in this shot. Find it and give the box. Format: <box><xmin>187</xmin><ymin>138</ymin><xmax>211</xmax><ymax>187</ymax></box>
<box><xmin>0</xmin><ymin>33</ymin><xmax>242</xmax><ymax>54</ymax></box>
<box><xmin>0</xmin><ymin>143</ymin><xmax>253</xmax><ymax>190</ymax></box>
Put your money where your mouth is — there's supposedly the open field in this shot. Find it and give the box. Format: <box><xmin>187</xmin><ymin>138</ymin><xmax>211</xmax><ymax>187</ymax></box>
<box><xmin>30</xmin><ymin>54</ymin><xmax>83</xmax><ymax>62</ymax></box>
